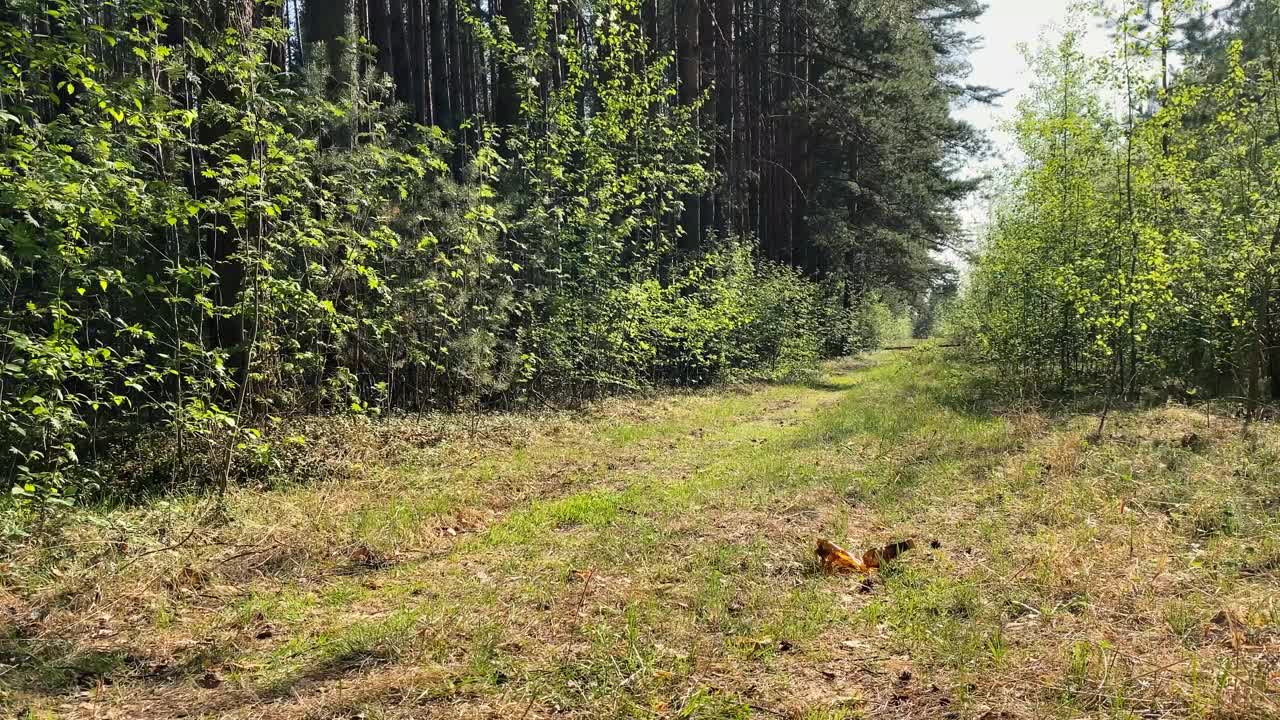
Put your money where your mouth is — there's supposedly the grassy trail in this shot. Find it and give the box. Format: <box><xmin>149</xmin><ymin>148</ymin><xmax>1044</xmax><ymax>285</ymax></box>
<box><xmin>3</xmin><ymin>349</ymin><xmax>1279</xmax><ymax>719</ymax></box>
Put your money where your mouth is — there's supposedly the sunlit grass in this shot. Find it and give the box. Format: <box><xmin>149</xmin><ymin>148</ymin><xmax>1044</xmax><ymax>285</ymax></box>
<box><xmin>4</xmin><ymin>348</ymin><xmax>1278</xmax><ymax>719</ymax></box>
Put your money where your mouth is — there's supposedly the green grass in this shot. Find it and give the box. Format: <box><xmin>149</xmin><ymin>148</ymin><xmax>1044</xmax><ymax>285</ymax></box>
<box><xmin>3</xmin><ymin>347</ymin><xmax>1278</xmax><ymax>720</ymax></box>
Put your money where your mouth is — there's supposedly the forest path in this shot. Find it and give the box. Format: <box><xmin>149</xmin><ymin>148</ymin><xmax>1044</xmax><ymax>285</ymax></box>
<box><xmin>8</xmin><ymin>347</ymin><xmax>1280</xmax><ymax>719</ymax></box>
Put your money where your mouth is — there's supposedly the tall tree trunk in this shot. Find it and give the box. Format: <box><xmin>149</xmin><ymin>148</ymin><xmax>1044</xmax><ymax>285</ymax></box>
<box><xmin>305</xmin><ymin>0</ymin><xmax>353</xmax><ymax>148</ymax></box>
<box><xmin>447</xmin><ymin>0</ymin><xmax>466</xmax><ymax>136</ymax></box>
<box><xmin>267</xmin><ymin>1</ymin><xmax>289</xmax><ymax>68</ymax></box>
<box><xmin>714</xmin><ymin>0</ymin><xmax>734</xmax><ymax>236</ymax></box>
<box><xmin>366</xmin><ymin>0</ymin><xmax>394</xmax><ymax>78</ymax></box>
<box><xmin>304</xmin><ymin>0</ymin><xmax>349</xmax><ymax>93</ymax></box>
<box><xmin>643</xmin><ymin>0</ymin><xmax>658</xmax><ymax>54</ymax></box>
<box><xmin>388</xmin><ymin>0</ymin><xmax>414</xmax><ymax>107</ymax></box>
<box><xmin>773</xmin><ymin>0</ymin><xmax>797</xmax><ymax>264</ymax></box>
<box><xmin>795</xmin><ymin>8</ymin><xmax>813</xmax><ymax>272</ymax></box>
<box><xmin>200</xmin><ymin>0</ymin><xmax>260</xmax><ymax>391</ymax></box>
<box><xmin>678</xmin><ymin>0</ymin><xmax>702</xmax><ymax>250</ymax></box>
<box><xmin>408</xmin><ymin>0</ymin><xmax>428</xmax><ymax>123</ymax></box>
<box><xmin>462</xmin><ymin>15</ymin><xmax>478</xmax><ymax>131</ymax></box>
<box><xmin>746</xmin><ymin>0</ymin><xmax>762</xmax><ymax>242</ymax></box>
<box><xmin>699</xmin><ymin>0</ymin><xmax>715</xmax><ymax>239</ymax></box>
<box><xmin>429</xmin><ymin>0</ymin><xmax>453</xmax><ymax>127</ymax></box>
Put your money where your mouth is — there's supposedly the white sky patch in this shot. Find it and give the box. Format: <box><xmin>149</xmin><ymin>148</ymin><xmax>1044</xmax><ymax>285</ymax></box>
<box><xmin>956</xmin><ymin>2</ymin><xmax>1113</xmax><ymax>161</ymax></box>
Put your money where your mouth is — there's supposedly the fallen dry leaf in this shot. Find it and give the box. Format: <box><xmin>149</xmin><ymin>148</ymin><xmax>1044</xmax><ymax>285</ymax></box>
<box><xmin>862</xmin><ymin>539</ymin><xmax>915</xmax><ymax>571</ymax></box>
<box><xmin>817</xmin><ymin>538</ymin><xmax>915</xmax><ymax>575</ymax></box>
<box><xmin>817</xmin><ymin>538</ymin><xmax>867</xmax><ymax>573</ymax></box>
<box><xmin>347</xmin><ymin>543</ymin><xmax>386</xmax><ymax>568</ymax></box>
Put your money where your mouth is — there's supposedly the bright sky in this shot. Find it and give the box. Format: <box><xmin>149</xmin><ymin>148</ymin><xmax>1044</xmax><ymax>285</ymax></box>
<box><xmin>956</xmin><ymin>2</ymin><xmax>1108</xmax><ymax>158</ymax></box>
<box><xmin>953</xmin><ymin>1</ymin><xmax>1111</xmax><ymax>248</ymax></box>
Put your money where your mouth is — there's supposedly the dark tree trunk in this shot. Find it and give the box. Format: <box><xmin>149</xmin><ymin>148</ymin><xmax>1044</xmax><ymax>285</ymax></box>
<box><xmin>388</xmin><ymin>0</ymin><xmax>414</xmax><ymax>107</ymax></box>
<box><xmin>408</xmin><ymin>0</ymin><xmax>428</xmax><ymax>123</ymax></box>
<box><xmin>714</xmin><ymin>0</ymin><xmax>734</xmax><ymax>236</ymax></box>
<box><xmin>447</xmin><ymin>0</ymin><xmax>466</xmax><ymax>135</ymax></box>
<box><xmin>678</xmin><ymin>0</ymin><xmax>702</xmax><ymax>250</ymax></box>
<box><xmin>699</xmin><ymin>0</ymin><xmax>715</xmax><ymax>238</ymax></box>
<box><xmin>199</xmin><ymin>0</ymin><xmax>260</xmax><ymax>390</ymax></box>
<box><xmin>461</xmin><ymin>8</ymin><xmax>479</xmax><ymax>132</ymax></box>
<box><xmin>429</xmin><ymin>0</ymin><xmax>453</xmax><ymax>127</ymax></box>
<box><xmin>366</xmin><ymin>0</ymin><xmax>394</xmax><ymax>78</ymax></box>
<box><xmin>304</xmin><ymin>0</ymin><xmax>348</xmax><ymax>89</ymax></box>
<box><xmin>304</xmin><ymin>0</ymin><xmax>352</xmax><ymax>147</ymax></box>
<box><xmin>643</xmin><ymin>0</ymin><xmax>658</xmax><ymax>55</ymax></box>
<box><xmin>266</xmin><ymin>1</ymin><xmax>289</xmax><ymax>68</ymax></box>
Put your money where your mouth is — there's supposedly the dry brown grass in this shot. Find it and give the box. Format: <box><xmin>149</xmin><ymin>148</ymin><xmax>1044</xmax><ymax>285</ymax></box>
<box><xmin>2</xmin><ymin>349</ymin><xmax>1278</xmax><ymax>720</ymax></box>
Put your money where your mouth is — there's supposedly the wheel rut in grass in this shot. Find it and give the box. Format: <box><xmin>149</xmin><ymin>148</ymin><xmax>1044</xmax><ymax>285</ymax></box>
<box><xmin>7</xmin><ymin>360</ymin><xmax>893</xmax><ymax>720</ymax></box>
<box><xmin>16</xmin><ymin>348</ymin><xmax>1278</xmax><ymax>720</ymax></box>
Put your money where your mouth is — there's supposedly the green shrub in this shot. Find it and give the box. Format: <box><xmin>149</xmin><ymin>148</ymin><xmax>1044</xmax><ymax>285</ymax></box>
<box><xmin>0</xmin><ymin>0</ymin><xmax>905</xmax><ymax>518</ymax></box>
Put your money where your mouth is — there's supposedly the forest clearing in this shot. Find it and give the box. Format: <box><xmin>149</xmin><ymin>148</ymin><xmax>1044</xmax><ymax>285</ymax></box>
<box><xmin>2</xmin><ymin>347</ymin><xmax>1278</xmax><ymax>719</ymax></box>
<box><xmin>6</xmin><ymin>0</ymin><xmax>1280</xmax><ymax>717</ymax></box>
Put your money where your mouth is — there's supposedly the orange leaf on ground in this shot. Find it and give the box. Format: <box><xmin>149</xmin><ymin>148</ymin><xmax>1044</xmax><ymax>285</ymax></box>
<box><xmin>816</xmin><ymin>538</ymin><xmax>869</xmax><ymax>573</ymax></box>
<box><xmin>817</xmin><ymin>538</ymin><xmax>915</xmax><ymax>574</ymax></box>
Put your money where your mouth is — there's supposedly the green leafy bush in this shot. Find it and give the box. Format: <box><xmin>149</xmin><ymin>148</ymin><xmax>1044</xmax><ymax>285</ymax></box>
<box><xmin>0</xmin><ymin>0</ymin><xmax>892</xmax><ymax>519</ymax></box>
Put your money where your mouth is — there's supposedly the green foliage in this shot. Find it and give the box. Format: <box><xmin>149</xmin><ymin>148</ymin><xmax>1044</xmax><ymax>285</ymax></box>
<box><xmin>0</xmin><ymin>0</ymin><xmax>850</xmax><ymax>515</ymax></box>
<box><xmin>0</xmin><ymin>0</ymin><xmax>979</xmax><ymax>520</ymax></box>
<box><xmin>958</xmin><ymin>1</ymin><xmax>1280</xmax><ymax>402</ymax></box>
<box><xmin>803</xmin><ymin>0</ymin><xmax>985</xmax><ymax>297</ymax></box>
<box><xmin>734</xmin><ymin>258</ymin><xmax>825</xmax><ymax>381</ymax></box>
<box><xmin>0</xmin><ymin>0</ymin><xmax>519</xmax><ymax>506</ymax></box>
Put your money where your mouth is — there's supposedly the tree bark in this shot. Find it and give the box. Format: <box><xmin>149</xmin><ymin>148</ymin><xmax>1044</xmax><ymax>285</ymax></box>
<box><xmin>408</xmin><ymin>0</ymin><xmax>428</xmax><ymax>123</ymax></box>
<box><xmin>388</xmin><ymin>0</ymin><xmax>414</xmax><ymax>108</ymax></box>
<box><xmin>305</xmin><ymin>0</ymin><xmax>352</xmax><ymax>147</ymax></box>
<box><xmin>678</xmin><ymin>0</ymin><xmax>702</xmax><ymax>250</ymax></box>
<box><xmin>714</xmin><ymin>0</ymin><xmax>734</xmax><ymax>236</ymax></box>
<box><xmin>429</xmin><ymin>0</ymin><xmax>453</xmax><ymax>127</ymax></box>
<box><xmin>447</xmin><ymin>0</ymin><xmax>466</xmax><ymax>135</ymax></box>
<box><xmin>304</xmin><ymin>0</ymin><xmax>348</xmax><ymax>86</ymax></box>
